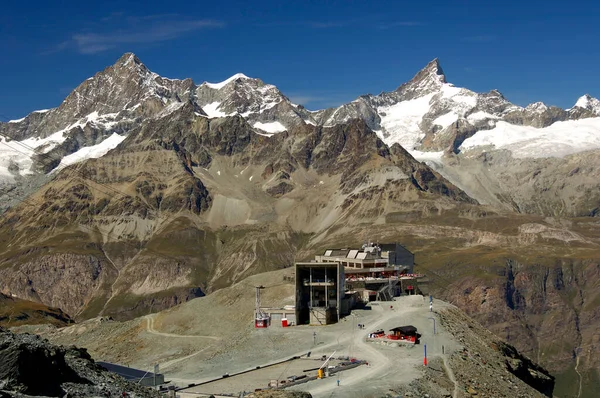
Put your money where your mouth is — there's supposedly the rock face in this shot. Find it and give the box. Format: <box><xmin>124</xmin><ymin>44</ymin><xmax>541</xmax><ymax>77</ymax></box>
<box><xmin>2</xmin><ymin>53</ymin><xmax>600</xmax><ymax>217</ymax></box>
<box><xmin>0</xmin><ymin>327</ymin><xmax>159</xmax><ymax>397</ymax></box>
<box><xmin>430</xmin><ymin>149</ymin><xmax>600</xmax><ymax>217</ymax></box>
<box><xmin>195</xmin><ymin>73</ymin><xmax>315</xmax><ymax>129</ymax></box>
<box><xmin>442</xmin><ymin>258</ymin><xmax>600</xmax><ymax>398</ymax></box>
<box><xmin>0</xmin><ymin>101</ymin><xmax>472</xmax><ymax>321</ymax></box>
<box><xmin>309</xmin><ymin>58</ymin><xmax>598</xmax><ymax>155</ymax></box>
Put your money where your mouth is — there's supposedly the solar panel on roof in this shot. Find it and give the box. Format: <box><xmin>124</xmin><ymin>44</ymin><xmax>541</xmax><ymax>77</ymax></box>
<box><xmin>356</xmin><ymin>252</ymin><xmax>367</xmax><ymax>260</ymax></box>
<box><xmin>347</xmin><ymin>250</ymin><xmax>359</xmax><ymax>259</ymax></box>
<box><xmin>324</xmin><ymin>250</ymin><xmax>333</xmax><ymax>256</ymax></box>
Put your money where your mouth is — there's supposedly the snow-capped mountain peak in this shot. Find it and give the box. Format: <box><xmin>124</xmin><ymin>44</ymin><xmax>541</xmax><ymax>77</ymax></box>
<box><xmin>4</xmin><ymin>52</ymin><xmax>600</xmax><ymax>193</ymax></box>
<box><xmin>525</xmin><ymin>101</ymin><xmax>549</xmax><ymax>113</ymax></box>
<box><xmin>117</xmin><ymin>52</ymin><xmax>144</xmax><ymax>69</ymax></box>
<box><xmin>411</xmin><ymin>58</ymin><xmax>446</xmax><ymax>84</ymax></box>
<box><xmin>195</xmin><ymin>72</ymin><xmax>315</xmax><ymax>127</ymax></box>
<box><xmin>574</xmin><ymin>94</ymin><xmax>600</xmax><ymax>115</ymax></box>
<box><xmin>395</xmin><ymin>58</ymin><xmax>447</xmax><ymax>99</ymax></box>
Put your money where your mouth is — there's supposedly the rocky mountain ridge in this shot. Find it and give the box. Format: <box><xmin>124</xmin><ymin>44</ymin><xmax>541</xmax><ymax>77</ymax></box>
<box><xmin>309</xmin><ymin>59</ymin><xmax>600</xmax><ymax>153</ymax></box>
<box><xmin>0</xmin><ymin>100</ymin><xmax>472</xmax><ymax>319</ymax></box>
<box><xmin>2</xmin><ymin>53</ymin><xmax>599</xmax><ymax>217</ymax></box>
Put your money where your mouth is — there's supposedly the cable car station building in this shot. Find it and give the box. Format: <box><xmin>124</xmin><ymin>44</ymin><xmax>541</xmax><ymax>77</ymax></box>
<box><xmin>295</xmin><ymin>243</ymin><xmax>422</xmax><ymax>325</ymax></box>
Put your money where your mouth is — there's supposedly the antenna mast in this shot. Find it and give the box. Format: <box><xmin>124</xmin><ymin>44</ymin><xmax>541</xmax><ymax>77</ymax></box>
<box><xmin>255</xmin><ymin>285</ymin><xmax>265</xmax><ymax>318</ymax></box>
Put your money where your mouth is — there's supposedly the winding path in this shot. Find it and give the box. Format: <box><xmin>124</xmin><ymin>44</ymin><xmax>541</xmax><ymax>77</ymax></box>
<box><xmin>300</xmin><ymin>310</ymin><xmax>395</xmax><ymax>396</ymax></box>
<box><xmin>98</xmin><ymin>247</ymin><xmax>124</xmax><ymax>316</ymax></box>
<box><xmin>574</xmin><ymin>350</ymin><xmax>583</xmax><ymax>398</ymax></box>
<box><xmin>144</xmin><ymin>314</ymin><xmax>221</xmax><ymax>340</ymax></box>
<box><xmin>143</xmin><ymin>314</ymin><xmax>221</xmax><ymax>370</ymax></box>
<box><xmin>442</xmin><ymin>354</ymin><xmax>459</xmax><ymax>398</ymax></box>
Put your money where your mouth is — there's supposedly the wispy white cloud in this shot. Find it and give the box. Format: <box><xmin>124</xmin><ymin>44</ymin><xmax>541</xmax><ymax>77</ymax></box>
<box><xmin>288</xmin><ymin>92</ymin><xmax>357</xmax><ymax>110</ymax></box>
<box><xmin>256</xmin><ymin>18</ymin><xmax>421</xmax><ymax>30</ymax></box>
<box><xmin>288</xmin><ymin>94</ymin><xmax>329</xmax><ymax>105</ymax></box>
<box><xmin>52</xmin><ymin>14</ymin><xmax>224</xmax><ymax>54</ymax></box>
<box><xmin>378</xmin><ymin>21</ymin><xmax>423</xmax><ymax>29</ymax></box>
<box><xmin>312</xmin><ymin>19</ymin><xmax>422</xmax><ymax>29</ymax></box>
<box><xmin>309</xmin><ymin>21</ymin><xmax>352</xmax><ymax>28</ymax></box>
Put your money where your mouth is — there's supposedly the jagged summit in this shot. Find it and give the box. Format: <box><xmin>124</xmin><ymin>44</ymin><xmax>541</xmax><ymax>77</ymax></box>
<box><xmin>392</xmin><ymin>58</ymin><xmax>448</xmax><ymax>100</ymax></box>
<box><xmin>576</xmin><ymin>93</ymin><xmax>593</xmax><ymax>107</ymax></box>
<box><xmin>417</xmin><ymin>58</ymin><xmax>447</xmax><ymax>83</ymax></box>
<box><xmin>525</xmin><ymin>101</ymin><xmax>549</xmax><ymax>112</ymax></box>
<box><xmin>111</xmin><ymin>52</ymin><xmax>150</xmax><ymax>76</ymax></box>
<box><xmin>574</xmin><ymin>94</ymin><xmax>600</xmax><ymax>114</ymax></box>
<box><xmin>3</xmin><ymin>52</ymin><xmax>600</xmax><ymax>197</ymax></box>
<box><xmin>402</xmin><ymin>58</ymin><xmax>446</xmax><ymax>87</ymax></box>
<box><xmin>116</xmin><ymin>52</ymin><xmax>141</xmax><ymax>66</ymax></box>
<box><xmin>487</xmin><ymin>89</ymin><xmax>505</xmax><ymax>98</ymax></box>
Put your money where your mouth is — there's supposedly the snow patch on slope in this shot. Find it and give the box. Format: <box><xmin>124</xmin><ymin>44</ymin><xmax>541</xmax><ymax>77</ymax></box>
<box><xmin>411</xmin><ymin>150</ymin><xmax>445</xmax><ymax>163</ymax></box>
<box><xmin>54</xmin><ymin>133</ymin><xmax>126</xmax><ymax>171</ymax></box>
<box><xmin>6</xmin><ymin>109</ymin><xmax>52</xmax><ymax>123</ymax></box>
<box><xmin>253</xmin><ymin>121</ymin><xmax>287</xmax><ymax>133</ymax></box>
<box><xmin>378</xmin><ymin>94</ymin><xmax>434</xmax><ymax>149</ymax></box>
<box><xmin>202</xmin><ymin>102</ymin><xmax>228</xmax><ymax>118</ymax></box>
<box><xmin>460</xmin><ymin>118</ymin><xmax>600</xmax><ymax>158</ymax></box>
<box><xmin>0</xmin><ymin>130</ymin><xmax>69</xmax><ymax>181</ymax></box>
<box><xmin>434</xmin><ymin>112</ymin><xmax>459</xmax><ymax>128</ymax></box>
<box><xmin>441</xmin><ymin>84</ymin><xmax>461</xmax><ymax>98</ymax></box>
<box><xmin>0</xmin><ymin>112</ymin><xmax>129</xmax><ymax>183</ymax></box>
<box><xmin>21</xmin><ymin>130</ymin><xmax>68</xmax><ymax>154</ymax></box>
<box><xmin>467</xmin><ymin>111</ymin><xmax>499</xmax><ymax>121</ymax></box>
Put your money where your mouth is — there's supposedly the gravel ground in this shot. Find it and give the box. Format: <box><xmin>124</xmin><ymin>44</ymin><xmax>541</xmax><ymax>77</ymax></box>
<box><xmin>14</xmin><ymin>269</ymin><xmax>553</xmax><ymax>398</ymax></box>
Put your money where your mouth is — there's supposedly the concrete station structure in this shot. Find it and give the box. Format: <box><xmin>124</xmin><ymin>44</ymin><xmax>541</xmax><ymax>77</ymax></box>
<box><xmin>295</xmin><ymin>262</ymin><xmax>345</xmax><ymax>325</ymax></box>
<box><xmin>291</xmin><ymin>242</ymin><xmax>424</xmax><ymax>326</ymax></box>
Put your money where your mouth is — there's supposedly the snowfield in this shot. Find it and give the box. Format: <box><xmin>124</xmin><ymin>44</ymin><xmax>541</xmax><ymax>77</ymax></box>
<box><xmin>467</xmin><ymin>111</ymin><xmax>499</xmax><ymax>121</ymax></box>
<box><xmin>0</xmin><ymin>130</ymin><xmax>70</xmax><ymax>182</ymax></box>
<box><xmin>54</xmin><ymin>133</ymin><xmax>126</xmax><ymax>171</ymax></box>
<box><xmin>378</xmin><ymin>94</ymin><xmax>434</xmax><ymax>150</ymax></box>
<box><xmin>0</xmin><ymin>111</ymin><xmax>129</xmax><ymax>184</ymax></box>
<box><xmin>460</xmin><ymin>118</ymin><xmax>600</xmax><ymax>158</ymax></box>
<box><xmin>253</xmin><ymin>121</ymin><xmax>286</xmax><ymax>133</ymax></box>
<box><xmin>434</xmin><ymin>112</ymin><xmax>459</xmax><ymax>128</ymax></box>
<box><xmin>202</xmin><ymin>102</ymin><xmax>228</xmax><ymax>118</ymax></box>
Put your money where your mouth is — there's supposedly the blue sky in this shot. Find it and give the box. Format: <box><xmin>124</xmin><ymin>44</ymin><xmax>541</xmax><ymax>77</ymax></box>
<box><xmin>1</xmin><ymin>0</ymin><xmax>599</xmax><ymax>120</ymax></box>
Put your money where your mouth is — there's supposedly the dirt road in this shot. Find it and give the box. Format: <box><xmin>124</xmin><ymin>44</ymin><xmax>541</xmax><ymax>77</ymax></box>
<box><xmin>144</xmin><ymin>314</ymin><xmax>220</xmax><ymax>340</ymax></box>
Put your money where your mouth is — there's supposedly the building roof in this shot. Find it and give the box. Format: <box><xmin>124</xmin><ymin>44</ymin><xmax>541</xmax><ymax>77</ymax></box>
<box><xmin>379</xmin><ymin>243</ymin><xmax>414</xmax><ymax>254</ymax></box>
<box><xmin>97</xmin><ymin>361</ymin><xmax>162</xmax><ymax>380</ymax></box>
<box><xmin>296</xmin><ymin>262</ymin><xmax>340</xmax><ymax>268</ymax></box>
<box><xmin>323</xmin><ymin>249</ymin><xmax>350</xmax><ymax>257</ymax></box>
<box><xmin>389</xmin><ymin>325</ymin><xmax>418</xmax><ymax>334</ymax></box>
